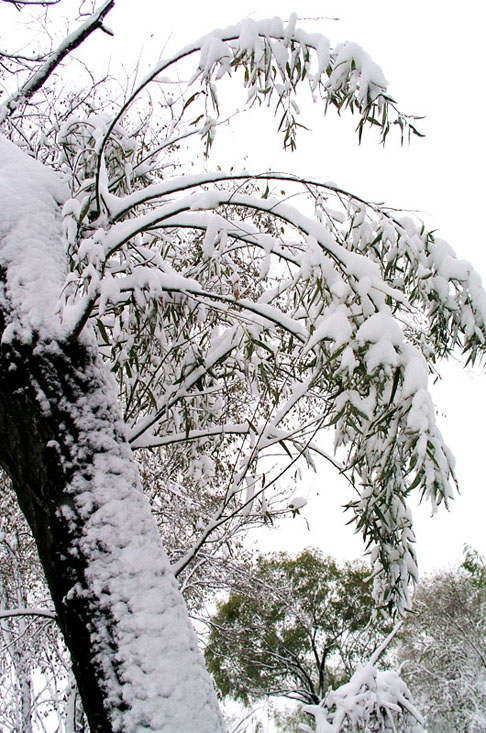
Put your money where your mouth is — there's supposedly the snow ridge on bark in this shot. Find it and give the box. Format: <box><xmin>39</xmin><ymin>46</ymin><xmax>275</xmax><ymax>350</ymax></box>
<box><xmin>63</xmin><ymin>355</ymin><xmax>223</xmax><ymax>732</ymax></box>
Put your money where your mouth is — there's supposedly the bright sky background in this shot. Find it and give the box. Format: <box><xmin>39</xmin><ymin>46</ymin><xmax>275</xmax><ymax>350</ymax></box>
<box><xmin>100</xmin><ymin>0</ymin><xmax>486</xmax><ymax>575</ymax></box>
<box><xmin>7</xmin><ymin>1</ymin><xmax>486</xmax><ymax>576</ymax></box>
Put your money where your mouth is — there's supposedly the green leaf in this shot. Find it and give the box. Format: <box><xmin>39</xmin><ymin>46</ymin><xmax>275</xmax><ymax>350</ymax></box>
<box><xmin>182</xmin><ymin>92</ymin><xmax>200</xmax><ymax>114</ymax></box>
<box><xmin>97</xmin><ymin>319</ymin><xmax>110</xmax><ymax>345</ymax></box>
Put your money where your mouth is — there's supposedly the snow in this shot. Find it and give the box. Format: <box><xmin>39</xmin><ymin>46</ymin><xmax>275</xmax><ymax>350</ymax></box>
<box><xmin>355</xmin><ymin>311</ymin><xmax>404</xmax><ymax>346</ymax></box>
<box><xmin>305</xmin><ymin>305</ymin><xmax>353</xmax><ymax>351</ymax></box>
<box><xmin>365</xmin><ymin>338</ymin><xmax>399</xmax><ymax>372</ymax></box>
<box><xmin>340</xmin><ymin>345</ymin><xmax>357</xmax><ymax>374</ymax></box>
<box><xmin>327</xmin><ymin>41</ymin><xmax>388</xmax><ymax>103</ymax></box>
<box><xmin>72</xmin><ymin>423</ymin><xmax>222</xmax><ymax>730</ymax></box>
<box><xmin>303</xmin><ymin>662</ymin><xmax>424</xmax><ymax>732</ymax></box>
<box><xmin>198</xmin><ymin>37</ymin><xmax>232</xmax><ymax>75</ymax></box>
<box><xmin>4</xmin><ymin>8</ymin><xmax>486</xmax><ymax>723</ymax></box>
<box><xmin>0</xmin><ymin>136</ymin><xmax>68</xmax><ymax>343</ymax></box>
<box><xmin>56</xmin><ymin>122</ymin><xmax>464</xmax><ymax>618</ymax></box>
<box><xmin>288</xmin><ymin>495</ymin><xmax>307</xmax><ymax>510</ymax></box>
<box><xmin>400</xmin><ymin>344</ymin><xmax>428</xmax><ymax>398</ymax></box>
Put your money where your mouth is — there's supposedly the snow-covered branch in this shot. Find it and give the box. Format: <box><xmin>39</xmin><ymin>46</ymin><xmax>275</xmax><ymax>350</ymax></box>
<box><xmin>0</xmin><ymin>607</ymin><xmax>56</xmax><ymax>621</ymax></box>
<box><xmin>0</xmin><ymin>0</ymin><xmax>115</xmax><ymax>125</ymax></box>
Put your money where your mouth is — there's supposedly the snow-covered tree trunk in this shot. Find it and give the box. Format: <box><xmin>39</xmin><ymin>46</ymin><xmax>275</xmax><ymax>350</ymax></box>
<box><xmin>0</xmin><ymin>138</ymin><xmax>223</xmax><ymax>730</ymax></box>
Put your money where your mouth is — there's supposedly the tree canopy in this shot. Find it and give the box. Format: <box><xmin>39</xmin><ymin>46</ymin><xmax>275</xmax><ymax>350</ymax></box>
<box><xmin>205</xmin><ymin>549</ymin><xmax>392</xmax><ymax>707</ymax></box>
<box><xmin>28</xmin><ymin>6</ymin><xmax>482</xmax><ymax>615</ymax></box>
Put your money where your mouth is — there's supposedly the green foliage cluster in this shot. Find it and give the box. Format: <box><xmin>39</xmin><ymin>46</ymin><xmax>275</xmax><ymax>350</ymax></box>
<box><xmin>205</xmin><ymin>549</ymin><xmax>392</xmax><ymax>707</ymax></box>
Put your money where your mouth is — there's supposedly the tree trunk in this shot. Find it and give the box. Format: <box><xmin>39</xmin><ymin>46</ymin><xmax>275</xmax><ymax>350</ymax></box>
<box><xmin>0</xmin><ymin>136</ymin><xmax>223</xmax><ymax>731</ymax></box>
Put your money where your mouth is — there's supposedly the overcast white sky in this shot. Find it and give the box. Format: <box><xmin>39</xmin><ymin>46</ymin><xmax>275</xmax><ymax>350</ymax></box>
<box><xmin>96</xmin><ymin>1</ymin><xmax>486</xmax><ymax>575</ymax></box>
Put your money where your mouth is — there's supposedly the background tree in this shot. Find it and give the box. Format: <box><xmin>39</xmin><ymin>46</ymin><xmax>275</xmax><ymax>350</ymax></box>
<box><xmin>205</xmin><ymin>550</ymin><xmax>392</xmax><ymax>708</ymax></box>
<box><xmin>1</xmin><ymin>1</ymin><xmax>486</xmax><ymax>729</ymax></box>
<box><xmin>398</xmin><ymin>552</ymin><xmax>486</xmax><ymax>732</ymax></box>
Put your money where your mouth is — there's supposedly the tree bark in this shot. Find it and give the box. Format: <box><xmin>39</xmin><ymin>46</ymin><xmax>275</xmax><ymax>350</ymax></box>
<box><xmin>0</xmin><ymin>335</ymin><xmax>118</xmax><ymax>729</ymax></box>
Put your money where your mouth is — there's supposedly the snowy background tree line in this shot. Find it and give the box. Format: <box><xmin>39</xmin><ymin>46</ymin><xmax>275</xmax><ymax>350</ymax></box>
<box><xmin>1</xmin><ymin>1</ymin><xmax>485</xmax><ymax>731</ymax></box>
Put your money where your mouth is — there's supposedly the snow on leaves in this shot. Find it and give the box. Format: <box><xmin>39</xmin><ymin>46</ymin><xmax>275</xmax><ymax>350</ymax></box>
<box><xmin>303</xmin><ymin>663</ymin><xmax>424</xmax><ymax>732</ymax></box>
<box><xmin>45</xmin><ymin>14</ymin><xmax>486</xmax><ymax>617</ymax></box>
